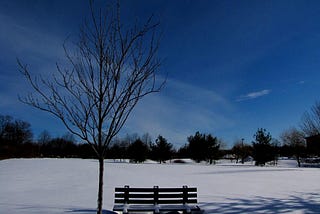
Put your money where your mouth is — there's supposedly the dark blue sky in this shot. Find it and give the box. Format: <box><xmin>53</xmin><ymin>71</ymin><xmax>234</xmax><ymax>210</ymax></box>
<box><xmin>1</xmin><ymin>0</ymin><xmax>320</xmax><ymax>147</ymax></box>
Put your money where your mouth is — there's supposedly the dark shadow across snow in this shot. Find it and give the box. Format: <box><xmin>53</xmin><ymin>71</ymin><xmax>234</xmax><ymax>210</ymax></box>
<box><xmin>199</xmin><ymin>192</ymin><xmax>320</xmax><ymax>213</ymax></box>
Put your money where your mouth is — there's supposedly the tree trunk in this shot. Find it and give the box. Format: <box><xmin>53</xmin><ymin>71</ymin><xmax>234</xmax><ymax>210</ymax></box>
<box><xmin>97</xmin><ymin>157</ymin><xmax>104</xmax><ymax>214</ymax></box>
<box><xmin>297</xmin><ymin>156</ymin><xmax>301</xmax><ymax>167</ymax></box>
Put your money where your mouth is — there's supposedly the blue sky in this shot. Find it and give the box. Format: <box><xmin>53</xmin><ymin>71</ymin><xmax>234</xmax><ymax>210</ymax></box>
<box><xmin>1</xmin><ymin>0</ymin><xmax>320</xmax><ymax>148</ymax></box>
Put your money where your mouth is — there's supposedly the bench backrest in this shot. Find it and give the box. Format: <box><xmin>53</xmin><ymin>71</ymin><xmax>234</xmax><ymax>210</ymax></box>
<box><xmin>114</xmin><ymin>186</ymin><xmax>197</xmax><ymax>205</ymax></box>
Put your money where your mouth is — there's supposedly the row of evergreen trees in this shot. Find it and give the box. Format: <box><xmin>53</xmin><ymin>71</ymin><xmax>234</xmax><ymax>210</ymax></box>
<box><xmin>107</xmin><ymin>132</ymin><xmax>222</xmax><ymax>163</ymax></box>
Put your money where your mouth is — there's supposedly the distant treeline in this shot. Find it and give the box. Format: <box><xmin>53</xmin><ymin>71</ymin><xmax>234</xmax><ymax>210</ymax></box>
<box><xmin>0</xmin><ymin>119</ymin><xmax>222</xmax><ymax>163</ymax></box>
<box><xmin>1</xmin><ymin>115</ymin><xmax>319</xmax><ymax>166</ymax></box>
<box><xmin>0</xmin><ymin>115</ymin><xmax>222</xmax><ymax>162</ymax></box>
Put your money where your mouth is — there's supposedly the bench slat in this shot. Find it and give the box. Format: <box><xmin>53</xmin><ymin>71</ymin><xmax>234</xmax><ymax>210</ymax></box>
<box><xmin>115</xmin><ymin>199</ymin><xmax>155</xmax><ymax>204</ymax></box>
<box><xmin>115</xmin><ymin>193</ymin><xmax>197</xmax><ymax>199</ymax></box>
<box><xmin>115</xmin><ymin>199</ymin><xmax>197</xmax><ymax>204</ymax></box>
<box><xmin>115</xmin><ymin>193</ymin><xmax>154</xmax><ymax>198</ymax></box>
<box><xmin>113</xmin><ymin>204</ymin><xmax>200</xmax><ymax>212</ymax></box>
<box><xmin>115</xmin><ymin>187</ymin><xmax>197</xmax><ymax>192</ymax></box>
<box><xmin>113</xmin><ymin>204</ymin><xmax>155</xmax><ymax>211</ymax></box>
<box><xmin>158</xmin><ymin>187</ymin><xmax>197</xmax><ymax>192</ymax></box>
<box><xmin>159</xmin><ymin>199</ymin><xmax>197</xmax><ymax>204</ymax></box>
<box><xmin>159</xmin><ymin>193</ymin><xmax>197</xmax><ymax>198</ymax></box>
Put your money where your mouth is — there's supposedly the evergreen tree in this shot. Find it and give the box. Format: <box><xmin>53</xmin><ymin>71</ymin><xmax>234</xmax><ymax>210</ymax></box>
<box><xmin>107</xmin><ymin>139</ymin><xmax>129</xmax><ymax>160</ymax></box>
<box><xmin>128</xmin><ymin>139</ymin><xmax>149</xmax><ymax>163</ymax></box>
<box><xmin>206</xmin><ymin>134</ymin><xmax>220</xmax><ymax>164</ymax></box>
<box><xmin>188</xmin><ymin>132</ymin><xmax>206</xmax><ymax>163</ymax></box>
<box><xmin>187</xmin><ymin>131</ymin><xmax>220</xmax><ymax>164</ymax></box>
<box><xmin>176</xmin><ymin>144</ymin><xmax>189</xmax><ymax>159</ymax></box>
<box><xmin>150</xmin><ymin>135</ymin><xmax>174</xmax><ymax>163</ymax></box>
<box><xmin>252</xmin><ymin>128</ymin><xmax>276</xmax><ymax>166</ymax></box>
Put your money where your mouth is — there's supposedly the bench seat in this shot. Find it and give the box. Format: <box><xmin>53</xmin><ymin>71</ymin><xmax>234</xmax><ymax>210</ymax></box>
<box><xmin>113</xmin><ymin>204</ymin><xmax>200</xmax><ymax>212</ymax></box>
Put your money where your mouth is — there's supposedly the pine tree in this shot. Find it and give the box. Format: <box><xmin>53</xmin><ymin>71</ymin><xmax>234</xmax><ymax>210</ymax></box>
<box><xmin>150</xmin><ymin>135</ymin><xmax>174</xmax><ymax>163</ymax></box>
<box><xmin>252</xmin><ymin>128</ymin><xmax>276</xmax><ymax>166</ymax></box>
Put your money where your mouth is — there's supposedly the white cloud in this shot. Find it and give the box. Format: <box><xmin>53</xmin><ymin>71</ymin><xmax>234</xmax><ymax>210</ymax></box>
<box><xmin>237</xmin><ymin>89</ymin><xmax>271</xmax><ymax>102</ymax></box>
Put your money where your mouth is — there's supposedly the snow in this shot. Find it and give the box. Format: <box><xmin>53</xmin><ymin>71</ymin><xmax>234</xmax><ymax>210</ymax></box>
<box><xmin>0</xmin><ymin>158</ymin><xmax>320</xmax><ymax>213</ymax></box>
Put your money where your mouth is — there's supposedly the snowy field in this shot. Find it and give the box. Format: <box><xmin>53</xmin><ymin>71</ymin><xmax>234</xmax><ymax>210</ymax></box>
<box><xmin>0</xmin><ymin>158</ymin><xmax>320</xmax><ymax>214</ymax></box>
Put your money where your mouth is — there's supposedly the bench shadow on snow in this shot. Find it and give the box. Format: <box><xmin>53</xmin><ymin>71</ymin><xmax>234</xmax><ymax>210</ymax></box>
<box><xmin>68</xmin><ymin>210</ymin><xmax>182</xmax><ymax>214</ymax></box>
<box><xmin>68</xmin><ymin>209</ymin><xmax>116</xmax><ymax>214</ymax></box>
<box><xmin>200</xmin><ymin>192</ymin><xmax>320</xmax><ymax>213</ymax></box>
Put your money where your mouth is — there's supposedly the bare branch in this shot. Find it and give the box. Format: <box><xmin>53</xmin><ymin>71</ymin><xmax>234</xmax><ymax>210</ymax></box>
<box><xmin>301</xmin><ymin>102</ymin><xmax>320</xmax><ymax>136</ymax></box>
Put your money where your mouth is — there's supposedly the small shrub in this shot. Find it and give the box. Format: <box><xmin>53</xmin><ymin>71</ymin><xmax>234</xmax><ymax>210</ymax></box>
<box><xmin>173</xmin><ymin>159</ymin><xmax>186</xmax><ymax>164</ymax></box>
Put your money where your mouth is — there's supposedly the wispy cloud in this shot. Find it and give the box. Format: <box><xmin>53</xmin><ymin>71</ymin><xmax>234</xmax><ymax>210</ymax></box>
<box><xmin>0</xmin><ymin>12</ymin><xmax>75</xmax><ymax>110</ymax></box>
<box><xmin>0</xmin><ymin>14</ymin><xmax>65</xmax><ymax>63</ymax></box>
<box><xmin>237</xmin><ymin>89</ymin><xmax>271</xmax><ymax>102</ymax></box>
<box><xmin>124</xmin><ymin>78</ymin><xmax>235</xmax><ymax>147</ymax></box>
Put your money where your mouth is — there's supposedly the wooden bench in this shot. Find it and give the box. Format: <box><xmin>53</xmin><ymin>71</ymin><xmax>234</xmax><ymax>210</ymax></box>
<box><xmin>113</xmin><ymin>185</ymin><xmax>202</xmax><ymax>214</ymax></box>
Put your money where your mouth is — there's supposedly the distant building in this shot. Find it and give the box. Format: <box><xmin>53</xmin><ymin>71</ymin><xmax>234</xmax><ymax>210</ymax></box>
<box><xmin>305</xmin><ymin>134</ymin><xmax>320</xmax><ymax>156</ymax></box>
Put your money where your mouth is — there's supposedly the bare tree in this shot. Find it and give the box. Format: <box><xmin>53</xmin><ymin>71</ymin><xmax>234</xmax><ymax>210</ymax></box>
<box><xmin>17</xmin><ymin>1</ymin><xmax>164</xmax><ymax>213</ymax></box>
<box><xmin>232</xmin><ymin>138</ymin><xmax>252</xmax><ymax>164</ymax></box>
<box><xmin>280</xmin><ymin>127</ymin><xmax>306</xmax><ymax>167</ymax></box>
<box><xmin>301</xmin><ymin>101</ymin><xmax>320</xmax><ymax>136</ymax></box>
<box><xmin>37</xmin><ymin>130</ymin><xmax>52</xmax><ymax>145</ymax></box>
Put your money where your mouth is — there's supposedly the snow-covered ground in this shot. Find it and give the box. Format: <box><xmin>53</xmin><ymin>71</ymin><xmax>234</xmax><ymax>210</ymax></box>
<box><xmin>0</xmin><ymin>158</ymin><xmax>319</xmax><ymax>213</ymax></box>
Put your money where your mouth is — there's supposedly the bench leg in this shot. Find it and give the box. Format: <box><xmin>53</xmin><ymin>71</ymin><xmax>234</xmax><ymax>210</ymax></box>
<box><xmin>154</xmin><ymin>204</ymin><xmax>160</xmax><ymax>214</ymax></box>
<box><xmin>123</xmin><ymin>207</ymin><xmax>128</xmax><ymax>214</ymax></box>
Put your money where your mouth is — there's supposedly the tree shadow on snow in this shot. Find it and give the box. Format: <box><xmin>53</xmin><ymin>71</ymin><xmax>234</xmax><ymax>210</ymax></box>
<box><xmin>200</xmin><ymin>192</ymin><xmax>320</xmax><ymax>213</ymax></box>
<box><xmin>199</xmin><ymin>168</ymin><xmax>300</xmax><ymax>175</ymax></box>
